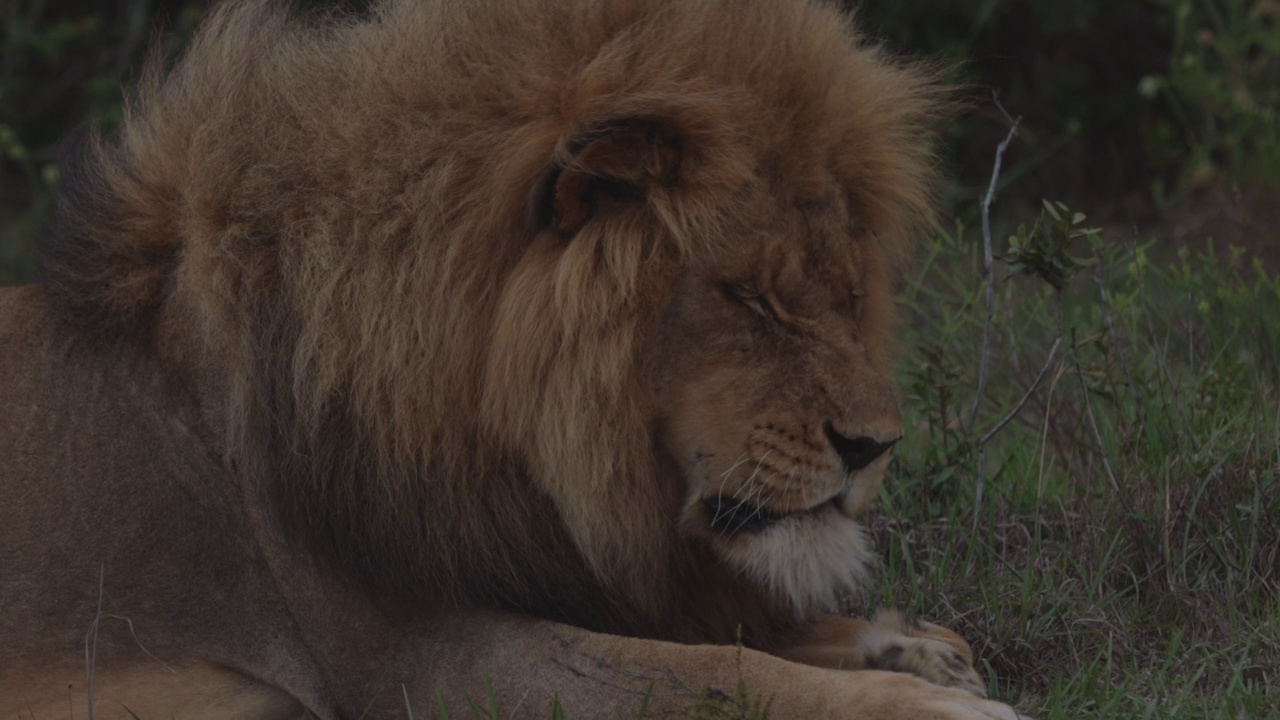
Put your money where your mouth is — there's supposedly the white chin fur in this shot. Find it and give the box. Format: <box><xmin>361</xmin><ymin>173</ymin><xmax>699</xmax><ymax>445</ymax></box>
<box><xmin>719</xmin><ymin>512</ymin><xmax>871</xmax><ymax>617</ymax></box>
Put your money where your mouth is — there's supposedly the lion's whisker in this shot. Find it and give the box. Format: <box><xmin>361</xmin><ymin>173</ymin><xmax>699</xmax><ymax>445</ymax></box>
<box><xmin>727</xmin><ymin>454</ymin><xmax>773</xmax><ymax>536</ymax></box>
<box><xmin>710</xmin><ymin>453</ymin><xmax>751</xmax><ymax>530</ymax></box>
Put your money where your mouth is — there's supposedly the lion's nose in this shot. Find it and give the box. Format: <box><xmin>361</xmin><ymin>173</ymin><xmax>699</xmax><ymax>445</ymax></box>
<box><xmin>823</xmin><ymin>420</ymin><xmax>900</xmax><ymax>473</ymax></box>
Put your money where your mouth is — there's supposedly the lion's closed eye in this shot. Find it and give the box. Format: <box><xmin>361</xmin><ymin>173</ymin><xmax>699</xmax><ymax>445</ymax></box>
<box><xmin>724</xmin><ymin>283</ymin><xmax>779</xmax><ymax>318</ymax></box>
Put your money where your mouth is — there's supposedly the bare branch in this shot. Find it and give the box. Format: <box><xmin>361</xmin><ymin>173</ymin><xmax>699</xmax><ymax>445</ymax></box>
<box><xmin>980</xmin><ymin>337</ymin><xmax>1063</xmax><ymax>448</ymax></box>
<box><xmin>968</xmin><ymin>93</ymin><xmax>1021</xmax><ymax>433</ymax></box>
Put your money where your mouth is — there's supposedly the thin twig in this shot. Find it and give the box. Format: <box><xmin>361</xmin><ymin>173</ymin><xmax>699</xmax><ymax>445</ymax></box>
<box><xmin>980</xmin><ymin>338</ymin><xmax>1064</xmax><ymax>447</ymax></box>
<box><xmin>968</xmin><ymin>95</ymin><xmax>1021</xmax><ymax>433</ymax></box>
<box><xmin>973</xmin><ymin>338</ymin><xmax>1061</xmax><ymax>529</ymax></box>
<box><xmin>1069</xmin><ymin>328</ymin><xmax>1126</xmax><ymax>503</ymax></box>
<box><xmin>85</xmin><ymin>565</ymin><xmax>103</xmax><ymax>720</ymax></box>
<box><xmin>83</xmin><ymin>566</ymin><xmax>178</xmax><ymax>720</ymax></box>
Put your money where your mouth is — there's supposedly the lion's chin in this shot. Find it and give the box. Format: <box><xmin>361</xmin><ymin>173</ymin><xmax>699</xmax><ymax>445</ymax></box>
<box><xmin>717</xmin><ymin>509</ymin><xmax>871</xmax><ymax>618</ymax></box>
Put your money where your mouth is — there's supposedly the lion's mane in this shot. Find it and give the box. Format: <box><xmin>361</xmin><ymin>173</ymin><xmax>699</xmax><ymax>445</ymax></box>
<box><xmin>40</xmin><ymin>0</ymin><xmax>942</xmax><ymax>642</ymax></box>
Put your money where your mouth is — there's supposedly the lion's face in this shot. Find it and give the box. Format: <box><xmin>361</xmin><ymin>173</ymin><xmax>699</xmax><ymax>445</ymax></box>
<box><xmin>649</xmin><ymin>179</ymin><xmax>902</xmax><ymax>613</ymax></box>
<box><xmin>478</xmin><ymin>104</ymin><xmax>922</xmax><ymax>624</ymax></box>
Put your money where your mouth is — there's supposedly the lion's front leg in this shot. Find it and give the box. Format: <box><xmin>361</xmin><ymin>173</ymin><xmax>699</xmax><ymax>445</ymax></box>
<box><xmin>771</xmin><ymin>611</ymin><xmax>988</xmax><ymax>697</ymax></box>
<box><xmin>403</xmin><ymin>610</ymin><xmax>1020</xmax><ymax>720</ymax></box>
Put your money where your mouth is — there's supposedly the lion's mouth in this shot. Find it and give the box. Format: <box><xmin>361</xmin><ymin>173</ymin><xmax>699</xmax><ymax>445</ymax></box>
<box><xmin>704</xmin><ymin>493</ymin><xmax>842</xmax><ymax>535</ymax></box>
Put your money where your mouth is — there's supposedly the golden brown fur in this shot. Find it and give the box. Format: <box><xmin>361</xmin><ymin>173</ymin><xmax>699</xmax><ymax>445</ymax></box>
<box><xmin>2</xmin><ymin>0</ymin><xmax>1025</xmax><ymax>717</ymax></box>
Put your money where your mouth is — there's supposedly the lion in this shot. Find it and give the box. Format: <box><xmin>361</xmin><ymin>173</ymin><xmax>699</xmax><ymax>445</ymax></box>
<box><xmin>0</xmin><ymin>0</ymin><xmax>1024</xmax><ymax>718</ymax></box>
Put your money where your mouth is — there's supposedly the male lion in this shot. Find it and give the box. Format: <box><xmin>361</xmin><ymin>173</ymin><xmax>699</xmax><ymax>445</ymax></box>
<box><xmin>0</xmin><ymin>0</ymin><xmax>1023</xmax><ymax>718</ymax></box>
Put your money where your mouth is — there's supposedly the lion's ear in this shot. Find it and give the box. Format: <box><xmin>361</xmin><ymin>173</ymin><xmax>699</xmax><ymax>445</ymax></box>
<box><xmin>531</xmin><ymin>119</ymin><xmax>682</xmax><ymax>236</ymax></box>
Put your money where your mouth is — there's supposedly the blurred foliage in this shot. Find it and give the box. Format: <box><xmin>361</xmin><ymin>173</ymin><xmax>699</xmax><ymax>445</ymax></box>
<box><xmin>854</xmin><ymin>0</ymin><xmax>1173</xmax><ymax>207</ymax></box>
<box><xmin>1139</xmin><ymin>0</ymin><xmax>1280</xmax><ymax>204</ymax></box>
<box><xmin>854</xmin><ymin>0</ymin><xmax>1280</xmax><ymax>215</ymax></box>
<box><xmin>0</xmin><ymin>0</ymin><xmax>204</xmax><ymax>284</ymax></box>
<box><xmin>1</xmin><ymin>0</ymin><xmax>1279</xmax><ymax>285</ymax></box>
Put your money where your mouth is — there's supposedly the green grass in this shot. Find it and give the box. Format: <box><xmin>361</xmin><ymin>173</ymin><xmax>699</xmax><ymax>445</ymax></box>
<box><xmin>864</xmin><ymin>215</ymin><xmax>1280</xmax><ymax>718</ymax></box>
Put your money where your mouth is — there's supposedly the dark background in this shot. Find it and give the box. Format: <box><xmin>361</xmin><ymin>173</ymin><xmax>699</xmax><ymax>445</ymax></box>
<box><xmin>3</xmin><ymin>0</ymin><xmax>1278</xmax><ymax>284</ymax></box>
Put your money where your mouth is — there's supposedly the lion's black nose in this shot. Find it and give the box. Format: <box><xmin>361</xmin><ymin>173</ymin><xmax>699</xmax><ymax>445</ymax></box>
<box><xmin>823</xmin><ymin>420</ymin><xmax>899</xmax><ymax>473</ymax></box>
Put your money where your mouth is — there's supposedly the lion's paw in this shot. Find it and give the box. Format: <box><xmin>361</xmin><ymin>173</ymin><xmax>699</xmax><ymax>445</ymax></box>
<box><xmin>856</xmin><ymin>610</ymin><xmax>988</xmax><ymax>698</ymax></box>
<box><xmin>907</xmin><ymin>694</ymin><xmax>1026</xmax><ymax>720</ymax></box>
<box><xmin>843</xmin><ymin>671</ymin><xmax>1032</xmax><ymax>720</ymax></box>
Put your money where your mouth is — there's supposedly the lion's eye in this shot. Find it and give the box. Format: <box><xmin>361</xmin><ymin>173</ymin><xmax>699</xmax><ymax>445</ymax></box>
<box><xmin>745</xmin><ymin>293</ymin><xmax>778</xmax><ymax>319</ymax></box>
<box><xmin>849</xmin><ymin>290</ymin><xmax>864</xmax><ymax>318</ymax></box>
<box><xmin>726</xmin><ymin>284</ymin><xmax>781</xmax><ymax>322</ymax></box>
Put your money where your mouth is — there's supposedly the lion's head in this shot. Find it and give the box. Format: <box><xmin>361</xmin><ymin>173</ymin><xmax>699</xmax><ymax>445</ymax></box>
<box><xmin>648</xmin><ymin>180</ymin><xmax>907</xmax><ymax>616</ymax></box>
<box><xmin>42</xmin><ymin>0</ymin><xmax>942</xmax><ymax>642</ymax></box>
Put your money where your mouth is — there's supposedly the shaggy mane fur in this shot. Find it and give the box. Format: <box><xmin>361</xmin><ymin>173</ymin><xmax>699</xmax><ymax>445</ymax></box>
<box><xmin>40</xmin><ymin>0</ymin><xmax>943</xmax><ymax>642</ymax></box>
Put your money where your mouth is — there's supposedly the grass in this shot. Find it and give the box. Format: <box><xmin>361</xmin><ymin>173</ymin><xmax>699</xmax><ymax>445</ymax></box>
<box><xmin>863</xmin><ymin>212</ymin><xmax>1280</xmax><ymax>718</ymax></box>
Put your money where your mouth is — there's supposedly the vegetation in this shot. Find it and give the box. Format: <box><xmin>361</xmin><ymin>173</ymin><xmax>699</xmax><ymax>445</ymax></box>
<box><xmin>3</xmin><ymin>0</ymin><xmax>1276</xmax><ymax>718</ymax></box>
<box><xmin>871</xmin><ymin>198</ymin><xmax>1279</xmax><ymax>718</ymax></box>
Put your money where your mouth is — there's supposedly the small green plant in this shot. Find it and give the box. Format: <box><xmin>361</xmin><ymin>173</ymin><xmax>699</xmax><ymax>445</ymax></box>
<box><xmin>1002</xmin><ymin>200</ymin><xmax>1100</xmax><ymax>293</ymax></box>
